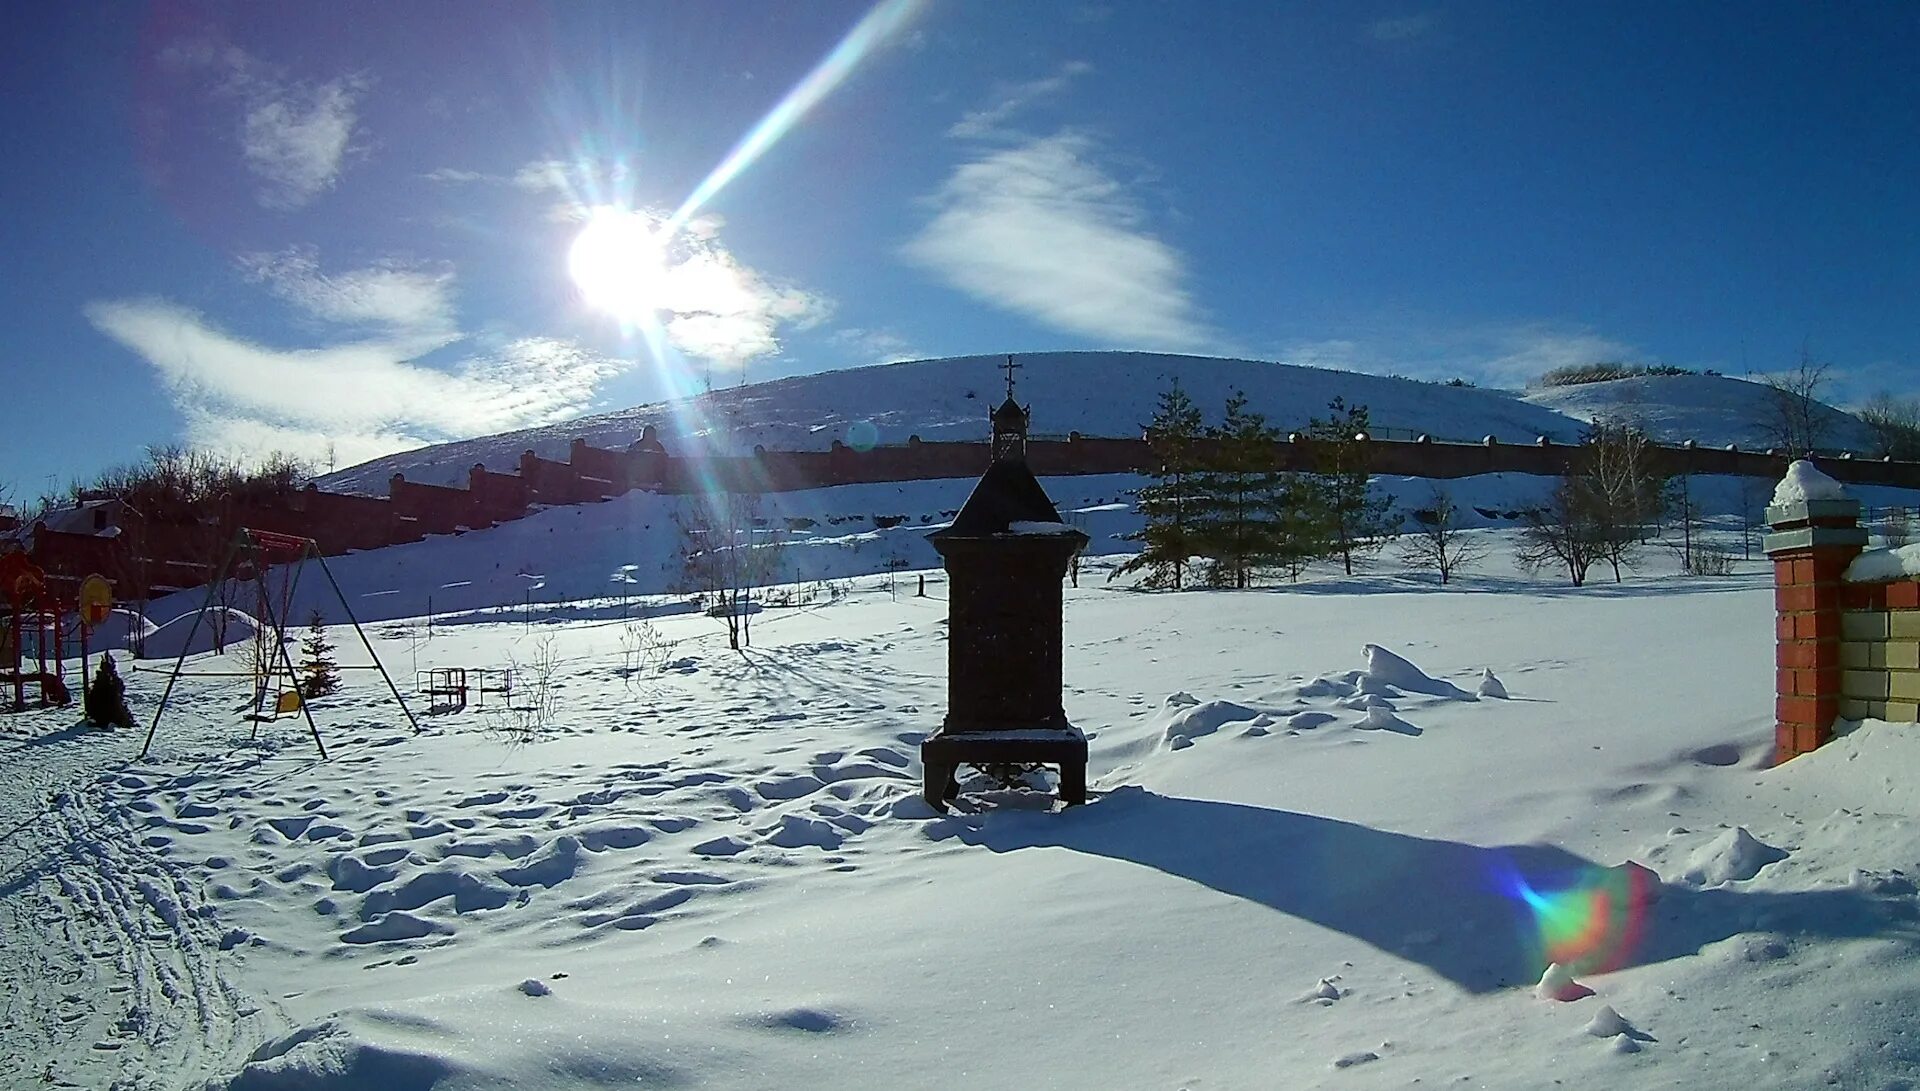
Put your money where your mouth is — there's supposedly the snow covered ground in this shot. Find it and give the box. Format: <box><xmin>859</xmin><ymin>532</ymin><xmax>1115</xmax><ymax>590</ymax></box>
<box><xmin>8</xmin><ymin>512</ymin><xmax>1920</xmax><ymax>1089</ymax></box>
<box><xmin>1521</xmin><ymin>372</ymin><xmax>1877</xmax><ymax>453</ymax></box>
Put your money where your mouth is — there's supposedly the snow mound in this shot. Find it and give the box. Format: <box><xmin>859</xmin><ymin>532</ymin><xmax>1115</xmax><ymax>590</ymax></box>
<box><xmin>1535</xmin><ymin>962</ymin><xmax>1594</xmax><ymax>1002</ymax></box>
<box><xmin>1680</xmin><ymin>827</ymin><xmax>1788</xmax><ymax>886</ymax></box>
<box><xmin>1584</xmin><ymin>1004</ymin><xmax>1631</xmax><ymax>1038</ymax></box>
<box><xmin>209</xmin><ymin>1016</ymin><xmax>466</xmax><ymax>1091</ymax></box>
<box><xmin>1476</xmin><ymin>669</ymin><xmax>1508</xmax><ymax>699</ymax></box>
<box><xmin>1772</xmin><ymin>459</ymin><xmax>1848</xmax><ymax>507</ymax></box>
<box><xmin>1165</xmin><ymin>700</ymin><xmax>1263</xmax><ymax>749</ymax></box>
<box><xmin>137</xmin><ymin>607</ymin><xmax>267</xmax><ymax>661</ymax></box>
<box><xmin>1360</xmin><ymin>645</ymin><xmax>1473</xmax><ymax>700</ymax></box>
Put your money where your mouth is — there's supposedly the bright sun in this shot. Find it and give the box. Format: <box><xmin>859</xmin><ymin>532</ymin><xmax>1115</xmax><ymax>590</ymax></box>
<box><xmin>568</xmin><ymin>207</ymin><xmax>669</xmax><ymax>322</ymax></box>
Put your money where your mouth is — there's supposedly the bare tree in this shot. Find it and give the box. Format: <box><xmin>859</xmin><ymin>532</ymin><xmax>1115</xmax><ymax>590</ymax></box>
<box><xmin>1397</xmin><ymin>485</ymin><xmax>1483</xmax><ymax>585</ymax></box>
<box><xmin>1516</xmin><ymin>480</ymin><xmax>1601</xmax><ymax>586</ymax></box>
<box><xmin>1881</xmin><ymin>505</ymin><xmax>1912</xmax><ymax>549</ymax></box>
<box><xmin>675</xmin><ymin>489</ymin><xmax>784</xmax><ymax>650</ymax></box>
<box><xmin>1581</xmin><ymin>419</ymin><xmax>1668</xmax><ymax>583</ymax></box>
<box><xmin>1752</xmin><ymin>347</ymin><xmax>1834</xmax><ymax>458</ymax></box>
<box><xmin>1858</xmin><ymin>392</ymin><xmax>1920</xmax><ymax>460</ymax></box>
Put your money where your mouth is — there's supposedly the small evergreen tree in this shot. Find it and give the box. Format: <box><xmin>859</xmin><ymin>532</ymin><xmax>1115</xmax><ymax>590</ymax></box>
<box><xmin>1305</xmin><ymin>398</ymin><xmax>1399</xmax><ymax>575</ymax></box>
<box><xmin>300</xmin><ymin>610</ymin><xmax>339</xmax><ymax>697</ymax></box>
<box><xmin>1115</xmin><ymin>380</ymin><xmax>1206</xmax><ymax>589</ymax></box>
<box><xmin>1191</xmin><ymin>390</ymin><xmax>1301</xmax><ymax>588</ymax></box>
<box><xmin>85</xmin><ymin>653</ymin><xmax>134</xmax><ymax>729</ymax></box>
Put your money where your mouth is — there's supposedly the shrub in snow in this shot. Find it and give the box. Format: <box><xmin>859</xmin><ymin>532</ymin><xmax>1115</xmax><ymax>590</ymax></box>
<box><xmin>85</xmin><ymin>653</ymin><xmax>134</xmax><ymax>729</ymax></box>
<box><xmin>518</xmin><ymin>978</ymin><xmax>552</xmax><ymax>997</ymax></box>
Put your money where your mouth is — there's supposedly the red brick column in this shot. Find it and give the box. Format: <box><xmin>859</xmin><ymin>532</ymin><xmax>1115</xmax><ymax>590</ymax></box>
<box><xmin>1765</xmin><ymin>488</ymin><xmax>1865</xmax><ymax>763</ymax></box>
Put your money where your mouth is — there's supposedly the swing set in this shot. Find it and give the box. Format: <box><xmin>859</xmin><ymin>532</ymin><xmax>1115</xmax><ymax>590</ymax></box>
<box><xmin>138</xmin><ymin>528</ymin><xmax>418</xmax><ymax>760</ymax></box>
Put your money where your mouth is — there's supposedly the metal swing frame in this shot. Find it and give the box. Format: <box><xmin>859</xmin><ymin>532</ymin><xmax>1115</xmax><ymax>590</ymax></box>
<box><xmin>138</xmin><ymin>528</ymin><xmax>420</xmax><ymax>759</ymax></box>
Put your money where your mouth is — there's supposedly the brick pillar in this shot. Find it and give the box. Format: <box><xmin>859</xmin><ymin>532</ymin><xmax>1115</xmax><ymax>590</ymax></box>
<box><xmin>1764</xmin><ymin>489</ymin><xmax>1865</xmax><ymax>763</ymax></box>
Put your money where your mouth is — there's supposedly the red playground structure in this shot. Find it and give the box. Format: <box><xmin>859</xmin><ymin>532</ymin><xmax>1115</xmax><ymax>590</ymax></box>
<box><xmin>1</xmin><ymin>550</ymin><xmax>78</xmax><ymax>711</ymax></box>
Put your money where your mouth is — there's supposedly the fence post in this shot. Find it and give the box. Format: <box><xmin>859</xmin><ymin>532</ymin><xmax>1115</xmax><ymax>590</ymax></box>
<box><xmin>1764</xmin><ymin>467</ymin><xmax>1865</xmax><ymax>763</ymax></box>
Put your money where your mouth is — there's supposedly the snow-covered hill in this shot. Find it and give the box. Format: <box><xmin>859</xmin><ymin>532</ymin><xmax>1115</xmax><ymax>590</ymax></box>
<box><xmin>316</xmin><ymin>352</ymin><xmax>1589</xmax><ymax>494</ymax></box>
<box><xmin>1522</xmin><ymin>373</ymin><xmax>1875</xmax><ymax>452</ymax></box>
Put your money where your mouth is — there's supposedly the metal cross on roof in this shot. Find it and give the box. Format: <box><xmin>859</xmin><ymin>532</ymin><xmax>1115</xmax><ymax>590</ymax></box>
<box><xmin>1003</xmin><ymin>355</ymin><xmax>1021</xmax><ymax>401</ymax></box>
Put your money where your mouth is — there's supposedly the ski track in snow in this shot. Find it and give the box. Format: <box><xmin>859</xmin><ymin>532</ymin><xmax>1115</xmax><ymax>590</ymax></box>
<box><xmin>0</xmin><ymin>741</ymin><xmax>272</xmax><ymax>1089</ymax></box>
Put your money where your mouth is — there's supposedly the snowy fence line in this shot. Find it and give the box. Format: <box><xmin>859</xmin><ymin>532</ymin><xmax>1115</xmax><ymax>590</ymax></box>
<box><xmin>27</xmin><ymin>427</ymin><xmax>1920</xmax><ymax>608</ymax></box>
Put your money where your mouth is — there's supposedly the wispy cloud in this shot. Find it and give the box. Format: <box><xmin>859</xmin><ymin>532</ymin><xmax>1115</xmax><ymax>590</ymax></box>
<box><xmin>1365</xmin><ymin>13</ymin><xmax>1438</xmax><ymax>43</ymax></box>
<box><xmin>160</xmin><ymin>39</ymin><xmax>367</xmax><ymax>209</ymax></box>
<box><xmin>903</xmin><ymin>130</ymin><xmax>1214</xmax><ymax>351</ymax></box>
<box><xmin>85</xmin><ymin>299</ymin><xmax>625</xmax><ymax>467</ymax></box>
<box><xmin>239</xmin><ymin>248</ymin><xmax>456</xmax><ymax>336</ymax></box>
<box><xmin>653</xmin><ymin>230</ymin><xmax>833</xmax><ymax>366</ymax></box>
<box><xmin>420</xmin><ymin>167</ymin><xmax>488</xmax><ymax>185</ymax></box>
<box><xmin>947</xmin><ymin>61</ymin><xmax>1093</xmax><ymax>139</ymax></box>
<box><xmin>241</xmin><ymin>76</ymin><xmax>364</xmax><ymax>208</ymax></box>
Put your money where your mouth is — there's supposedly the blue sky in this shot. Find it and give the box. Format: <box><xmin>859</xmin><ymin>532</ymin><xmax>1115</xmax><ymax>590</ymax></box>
<box><xmin>4</xmin><ymin>1</ymin><xmax>1918</xmax><ymax>496</ymax></box>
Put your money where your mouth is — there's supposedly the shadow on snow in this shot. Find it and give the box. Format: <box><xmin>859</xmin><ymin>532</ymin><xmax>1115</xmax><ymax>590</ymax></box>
<box><xmin>941</xmin><ymin>787</ymin><xmax>1915</xmax><ymax>994</ymax></box>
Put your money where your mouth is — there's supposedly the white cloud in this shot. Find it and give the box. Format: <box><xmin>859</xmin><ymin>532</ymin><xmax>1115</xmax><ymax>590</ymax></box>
<box><xmin>159</xmin><ymin>39</ymin><xmax>366</xmax><ymax>208</ymax></box>
<box><xmin>242</xmin><ymin>76</ymin><xmax>363</xmax><ymax>208</ymax></box>
<box><xmin>239</xmin><ymin>248</ymin><xmax>456</xmax><ymax>336</ymax></box>
<box><xmin>655</xmin><ymin>245</ymin><xmax>832</xmax><ymax>365</ymax></box>
<box><xmin>903</xmin><ymin>130</ymin><xmax>1214</xmax><ymax>352</ymax></box>
<box><xmin>421</xmin><ymin>167</ymin><xmax>488</xmax><ymax>185</ymax></box>
<box><xmin>85</xmin><ymin>299</ymin><xmax>626</xmax><ymax>466</ymax></box>
<box><xmin>947</xmin><ymin>61</ymin><xmax>1093</xmax><ymax>139</ymax></box>
<box><xmin>233</xmin><ymin>249</ymin><xmax>453</xmax><ymax>338</ymax></box>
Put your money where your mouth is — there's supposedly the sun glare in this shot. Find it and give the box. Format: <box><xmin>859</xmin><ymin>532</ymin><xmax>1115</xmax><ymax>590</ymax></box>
<box><xmin>568</xmin><ymin>208</ymin><xmax>669</xmax><ymax>322</ymax></box>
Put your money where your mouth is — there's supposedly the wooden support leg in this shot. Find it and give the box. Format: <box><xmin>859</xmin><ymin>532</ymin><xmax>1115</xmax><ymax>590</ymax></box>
<box><xmin>1058</xmin><ymin>760</ymin><xmax>1087</xmax><ymax>806</ymax></box>
<box><xmin>923</xmin><ymin>762</ymin><xmax>957</xmax><ymax>810</ymax></box>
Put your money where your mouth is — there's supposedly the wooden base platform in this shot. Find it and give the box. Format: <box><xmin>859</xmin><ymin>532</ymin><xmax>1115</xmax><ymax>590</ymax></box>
<box><xmin>920</xmin><ymin>726</ymin><xmax>1088</xmax><ymax>810</ymax></box>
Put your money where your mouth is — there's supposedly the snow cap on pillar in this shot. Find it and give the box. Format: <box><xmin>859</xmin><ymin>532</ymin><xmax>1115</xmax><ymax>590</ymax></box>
<box><xmin>1765</xmin><ymin>460</ymin><xmax>1865</xmax><ymax>555</ymax></box>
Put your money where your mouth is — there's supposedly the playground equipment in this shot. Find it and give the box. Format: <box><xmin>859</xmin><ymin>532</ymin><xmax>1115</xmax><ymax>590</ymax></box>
<box><xmin>416</xmin><ymin>667</ymin><xmax>516</xmax><ymax>713</ymax></box>
<box><xmin>1</xmin><ymin>550</ymin><xmax>78</xmax><ymax>711</ymax></box>
<box><xmin>139</xmin><ymin>529</ymin><xmax>419</xmax><ymax>759</ymax></box>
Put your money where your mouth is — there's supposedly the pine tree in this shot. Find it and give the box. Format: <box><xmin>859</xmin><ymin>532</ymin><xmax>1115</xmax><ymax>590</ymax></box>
<box><xmin>1115</xmin><ymin>380</ymin><xmax>1205</xmax><ymax>589</ymax></box>
<box><xmin>1192</xmin><ymin>390</ymin><xmax>1295</xmax><ymax>589</ymax></box>
<box><xmin>300</xmin><ymin>610</ymin><xmax>339</xmax><ymax>697</ymax></box>
<box><xmin>85</xmin><ymin>652</ymin><xmax>134</xmax><ymax>729</ymax></box>
<box><xmin>1305</xmin><ymin>398</ymin><xmax>1400</xmax><ymax>575</ymax></box>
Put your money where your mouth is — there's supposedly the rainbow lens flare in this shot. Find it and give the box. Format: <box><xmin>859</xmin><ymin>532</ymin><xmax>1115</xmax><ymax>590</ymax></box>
<box><xmin>1502</xmin><ymin>860</ymin><xmax>1656</xmax><ymax>975</ymax></box>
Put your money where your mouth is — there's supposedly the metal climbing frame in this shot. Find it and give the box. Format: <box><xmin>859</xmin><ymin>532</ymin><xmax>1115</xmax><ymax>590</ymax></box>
<box><xmin>138</xmin><ymin>528</ymin><xmax>421</xmax><ymax>759</ymax></box>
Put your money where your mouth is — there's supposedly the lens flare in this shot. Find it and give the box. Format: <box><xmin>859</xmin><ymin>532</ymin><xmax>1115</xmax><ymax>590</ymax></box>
<box><xmin>666</xmin><ymin>0</ymin><xmax>925</xmax><ymax>232</ymax></box>
<box><xmin>1500</xmin><ymin>861</ymin><xmax>1655</xmax><ymax>975</ymax></box>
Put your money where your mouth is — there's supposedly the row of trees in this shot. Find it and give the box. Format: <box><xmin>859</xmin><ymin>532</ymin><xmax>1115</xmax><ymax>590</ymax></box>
<box><xmin>1115</xmin><ymin>384</ymin><xmax>1397</xmax><ymax>590</ymax></box>
<box><xmin>1118</xmin><ymin>380</ymin><xmax>1736</xmax><ymax>591</ymax></box>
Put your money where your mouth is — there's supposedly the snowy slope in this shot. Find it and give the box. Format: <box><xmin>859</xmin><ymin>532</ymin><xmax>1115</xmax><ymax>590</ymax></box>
<box><xmin>1522</xmin><ymin>373</ymin><xmax>1874</xmax><ymax>451</ymax></box>
<box><xmin>10</xmin><ymin>536</ymin><xmax>1920</xmax><ymax>1089</ymax></box>
<box><xmin>316</xmin><ymin>352</ymin><xmax>1588</xmax><ymax>494</ymax></box>
<box><xmin>124</xmin><ymin>468</ymin><xmax>1915</xmax><ymax>638</ymax></box>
